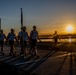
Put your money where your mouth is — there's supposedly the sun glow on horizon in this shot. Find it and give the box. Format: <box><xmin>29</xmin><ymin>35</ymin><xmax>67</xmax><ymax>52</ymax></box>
<box><xmin>66</xmin><ymin>25</ymin><xmax>74</xmax><ymax>33</ymax></box>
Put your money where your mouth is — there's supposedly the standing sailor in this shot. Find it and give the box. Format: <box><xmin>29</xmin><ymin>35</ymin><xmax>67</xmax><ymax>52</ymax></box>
<box><xmin>53</xmin><ymin>31</ymin><xmax>59</xmax><ymax>46</ymax></box>
<box><xmin>29</xmin><ymin>25</ymin><xmax>41</xmax><ymax>59</ymax></box>
<box><xmin>18</xmin><ymin>26</ymin><xmax>28</xmax><ymax>57</ymax></box>
<box><xmin>0</xmin><ymin>30</ymin><xmax>6</xmax><ymax>54</ymax></box>
<box><xmin>7</xmin><ymin>29</ymin><xmax>18</xmax><ymax>56</ymax></box>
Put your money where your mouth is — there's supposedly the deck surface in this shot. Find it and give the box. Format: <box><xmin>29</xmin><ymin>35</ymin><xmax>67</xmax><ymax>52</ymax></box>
<box><xmin>0</xmin><ymin>42</ymin><xmax>76</xmax><ymax>75</ymax></box>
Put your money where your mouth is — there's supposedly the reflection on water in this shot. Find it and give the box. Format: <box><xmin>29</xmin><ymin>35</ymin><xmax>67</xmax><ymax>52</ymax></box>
<box><xmin>68</xmin><ymin>38</ymin><xmax>72</xmax><ymax>42</ymax></box>
<box><xmin>68</xmin><ymin>36</ymin><xmax>72</xmax><ymax>42</ymax></box>
<box><xmin>39</xmin><ymin>37</ymin><xmax>76</xmax><ymax>42</ymax></box>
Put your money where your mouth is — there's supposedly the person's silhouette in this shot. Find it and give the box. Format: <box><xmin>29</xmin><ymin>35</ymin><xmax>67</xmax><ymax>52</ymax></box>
<box><xmin>0</xmin><ymin>30</ymin><xmax>6</xmax><ymax>54</ymax></box>
<box><xmin>7</xmin><ymin>29</ymin><xmax>18</xmax><ymax>56</ymax></box>
<box><xmin>29</xmin><ymin>25</ymin><xmax>41</xmax><ymax>59</ymax></box>
<box><xmin>53</xmin><ymin>31</ymin><xmax>59</xmax><ymax>46</ymax></box>
<box><xmin>18</xmin><ymin>26</ymin><xmax>28</xmax><ymax>58</ymax></box>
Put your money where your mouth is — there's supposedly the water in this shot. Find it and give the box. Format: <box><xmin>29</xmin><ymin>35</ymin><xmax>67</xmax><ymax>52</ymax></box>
<box><xmin>39</xmin><ymin>38</ymin><xmax>76</xmax><ymax>42</ymax></box>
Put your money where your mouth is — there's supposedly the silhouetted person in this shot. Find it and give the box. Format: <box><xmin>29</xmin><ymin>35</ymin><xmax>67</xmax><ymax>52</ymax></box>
<box><xmin>53</xmin><ymin>31</ymin><xmax>59</xmax><ymax>46</ymax></box>
<box><xmin>0</xmin><ymin>30</ymin><xmax>6</xmax><ymax>54</ymax></box>
<box><xmin>7</xmin><ymin>29</ymin><xmax>18</xmax><ymax>56</ymax></box>
<box><xmin>29</xmin><ymin>25</ymin><xmax>41</xmax><ymax>59</ymax></box>
<box><xmin>18</xmin><ymin>26</ymin><xmax>28</xmax><ymax>58</ymax></box>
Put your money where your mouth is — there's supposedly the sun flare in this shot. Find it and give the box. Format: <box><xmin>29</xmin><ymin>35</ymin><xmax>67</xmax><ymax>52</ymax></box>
<box><xmin>66</xmin><ymin>25</ymin><xmax>74</xmax><ymax>33</ymax></box>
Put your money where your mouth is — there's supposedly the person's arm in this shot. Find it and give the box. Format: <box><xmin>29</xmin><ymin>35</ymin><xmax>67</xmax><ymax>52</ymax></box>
<box><xmin>26</xmin><ymin>32</ymin><xmax>29</xmax><ymax>40</ymax></box>
<box><xmin>30</xmin><ymin>31</ymin><xmax>32</xmax><ymax>39</ymax></box>
<box><xmin>6</xmin><ymin>33</ymin><xmax>9</xmax><ymax>42</ymax></box>
<box><xmin>57</xmin><ymin>35</ymin><xmax>60</xmax><ymax>41</ymax></box>
<box><xmin>38</xmin><ymin>36</ymin><xmax>41</xmax><ymax>42</ymax></box>
<box><xmin>14</xmin><ymin>34</ymin><xmax>18</xmax><ymax>42</ymax></box>
<box><xmin>18</xmin><ymin>32</ymin><xmax>20</xmax><ymax>41</ymax></box>
<box><xmin>3</xmin><ymin>34</ymin><xmax>7</xmax><ymax>44</ymax></box>
<box><xmin>28</xmin><ymin>31</ymin><xmax>33</xmax><ymax>44</ymax></box>
<box><xmin>4</xmin><ymin>34</ymin><xmax>6</xmax><ymax>40</ymax></box>
<box><xmin>37</xmin><ymin>32</ymin><xmax>41</xmax><ymax>42</ymax></box>
<box><xmin>53</xmin><ymin>33</ymin><xmax>56</xmax><ymax>38</ymax></box>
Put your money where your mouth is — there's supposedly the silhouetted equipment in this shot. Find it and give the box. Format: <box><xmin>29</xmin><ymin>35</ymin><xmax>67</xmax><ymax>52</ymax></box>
<box><xmin>21</xmin><ymin>8</ymin><xmax>23</xmax><ymax>28</ymax></box>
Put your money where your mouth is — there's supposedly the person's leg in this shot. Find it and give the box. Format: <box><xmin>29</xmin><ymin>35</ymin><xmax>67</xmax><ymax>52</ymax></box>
<box><xmin>11</xmin><ymin>44</ymin><xmax>14</xmax><ymax>53</ymax></box>
<box><xmin>55</xmin><ymin>39</ymin><xmax>58</xmax><ymax>46</ymax></box>
<box><xmin>24</xmin><ymin>41</ymin><xmax>27</xmax><ymax>56</ymax></box>
<box><xmin>9</xmin><ymin>41</ymin><xmax>11</xmax><ymax>55</ymax></box>
<box><xmin>9</xmin><ymin>45</ymin><xmax>12</xmax><ymax>55</ymax></box>
<box><xmin>35</xmin><ymin>46</ymin><xmax>38</xmax><ymax>56</ymax></box>
<box><xmin>1</xmin><ymin>41</ymin><xmax>4</xmax><ymax>52</ymax></box>
<box><xmin>31</xmin><ymin>40</ymin><xmax>36</xmax><ymax>56</ymax></box>
<box><xmin>33</xmin><ymin>40</ymin><xmax>39</xmax><ymax>58</ymax></box>
<box><xmin>0</xmin><ymin>41</ymin><xmax>5</xmax><ymax>55</ymax></box>
<box><xmin>30</xmin><ymin>46</ymin><xmax>35</xmax><ymax>57</ymax></box>
<box><xmin>12</xmin><ymin>45</ymin><xmax>16</xmax><ymax>56</ymax></box>
<box><xmin>54</xmin><ymin>39</ymin><xmax>56</xmax><ymax>47</ymax></box>
<box><xmin>33</xmin><ymin>45</ymin><xmax>39</xmax><ymax>59</ymax></box>
<box><xmin>29</xmin><ymin>40</ymin><xmax>34</xmax><ymax>56</ymax></box>
<box><xmin>9</xmin><ymin>41</ymin><xmax>16</xmax><ymax>56</ymax></box>
<box><xmin>34</xmin><ymin>40</ymin><xmax>37</xmax><ymax>55</ymax></box>
<box><xmin>12</xmin><ymin>41</ymin><xmax>16</xmax><ymax>56</ymax></box>
<box><xmin>54</xmin><ymin>39</ymin><xmax>58</xmax><ymax>50</ymax></box>
<box><xmin>20</xmin><ymin>41</ymin><xmax>24</xmax><ymax>55</ymax></box>
<box><xmin>9</xmin><ymin>41</ymin><xmax>13</xmax><ymax>55</ymax></box>
<box><xmin>21</xmin><ymin>43</ymin><xmax>23</xmax><ymax>52</ymax></box>
<box><xmin>29</xmin><ymin>39</ymin><xmax>33</xmax><ymax>55</ymax></box>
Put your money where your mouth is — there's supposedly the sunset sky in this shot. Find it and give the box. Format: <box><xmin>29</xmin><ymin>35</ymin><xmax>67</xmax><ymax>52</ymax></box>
<box><xmin>0</xmin><ymin>0</ymin><xmax>76</xmax><ymax>35</ymax></box>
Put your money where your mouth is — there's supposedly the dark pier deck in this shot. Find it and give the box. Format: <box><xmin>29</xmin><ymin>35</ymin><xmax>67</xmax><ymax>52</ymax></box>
<box><xmin>0</xmin><ymin>42</ymin><xmax>76</xmax><ymax>75</ymax></box>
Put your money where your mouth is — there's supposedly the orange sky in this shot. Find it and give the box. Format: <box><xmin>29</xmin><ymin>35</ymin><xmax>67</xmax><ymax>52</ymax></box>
<box><xmin>0</xmin><ymin>0</ymin><xmax>76</xmax><ymax>36</ymax></box>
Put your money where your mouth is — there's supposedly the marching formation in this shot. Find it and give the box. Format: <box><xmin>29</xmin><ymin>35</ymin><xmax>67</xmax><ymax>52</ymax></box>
<box><xmin>0</xmin><ymin>25</ymin><xmax>58</xmax><ymax>59</ymax></box>
<box><xmin>0</xmin><ymin>25</ymin><xmax>41</xmax><ymax>59</ymax></box>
